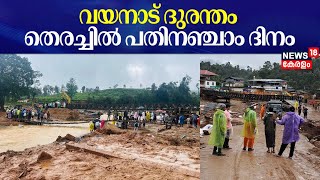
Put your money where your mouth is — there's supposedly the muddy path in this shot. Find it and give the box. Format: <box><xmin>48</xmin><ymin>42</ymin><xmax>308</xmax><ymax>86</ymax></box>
<box><xmin>200</xmin><ymin>104</ymin><xmax>320</xmax><ymax>180</ymax></box>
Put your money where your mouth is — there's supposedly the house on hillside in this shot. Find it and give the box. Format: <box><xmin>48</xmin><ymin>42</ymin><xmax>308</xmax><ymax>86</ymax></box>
<box><xmin>248</xmin><ymin>79</ymin><xmax>287</xmax><ymax>94</ymax></box>
<box><xmin>200</xmin><ymin>70</ymin><xmax>218</xmax><ymax>89</ymax></box>
<box><xmin>223</xmin><ymin>77</ymin><xmax>245</xmax><ymax>92</ymax></box>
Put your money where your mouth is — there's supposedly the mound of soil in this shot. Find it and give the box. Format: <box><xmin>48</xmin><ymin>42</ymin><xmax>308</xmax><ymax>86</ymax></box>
<box><xmin>37</xmin><ymin>151</ymin><xmax>52</xmax><ymax>162</ymax></box>
<box><xmin>96</xmin><ymin>125</ymin><xmax>124</xmax><ymax>135</ymax></box>
<box><xmin>48</xmin><ymin>108</ymin><xmax>82</xmax><ymax>121</ymax></box>
<box><xmin>56</xmin><ymin>134</ymin><xmax>76</xmax><ymax>142</ymax></box>
<box><xmin>300</xmin><ymin>121</ymin><xmax>320</xmax><ymax>141</ymax></box>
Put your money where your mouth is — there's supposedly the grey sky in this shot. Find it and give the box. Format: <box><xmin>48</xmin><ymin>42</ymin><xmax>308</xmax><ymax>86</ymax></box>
<box><xmin>20</xmin><ymin>54</ymin><xmax>200</xmax><ymax>91</ymax></box>
<box><xmin>199</xmin><ymin>54</ymin><xmax>280</xmax><ymax>69</ymax></box>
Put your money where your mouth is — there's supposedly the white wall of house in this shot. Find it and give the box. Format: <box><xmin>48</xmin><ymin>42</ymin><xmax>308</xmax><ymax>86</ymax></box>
<box><xmin>205</xmin><ymin>81</ymin><xmax>217</xmax><ymax>88</ymax></box>
<box><xmin>250</xmin><ymin>85</ymin><xmax>283</xmax><ymax>91</ymax></box>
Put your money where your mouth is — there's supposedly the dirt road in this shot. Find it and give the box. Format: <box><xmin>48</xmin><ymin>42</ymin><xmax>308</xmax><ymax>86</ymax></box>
<box><xmin>200</xmin><ymin>103</ymin><xmax>320</xmax><ymax>180</ymax></box>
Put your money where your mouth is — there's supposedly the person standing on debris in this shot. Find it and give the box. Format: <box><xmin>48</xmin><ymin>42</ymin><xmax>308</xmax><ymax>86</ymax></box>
<box><xmin>141</xmin><ymin>111</ymin><xmax>146</xmax><ymax>128</ymax></box>
<box><xmin>242</xmin><ymin>105</ymin><xmax>257</xmax><ymax>151</ymax></box>
<box><xmin>95</xmin><ymin>119</ymin><xmax>101</xmax><ymax>130</ymax></box>
<box><xmin>89</xmin><ymin>121</ymin><xmax>94</xmax><ymax>132</ymax></box>
<box><xmin>179</xmin><ymin>114</ymin><xmax>185</xmax><ymax>127</ymax></box>
<box><xmin>107</xmin><ymin>111</ymin><xmax>111</xmax><ymax>121</ymax></box>
<box><xmin>208</xmin><ymin>103</ymin><xmax>227</xmax><ymax>156</ymax></box>
<box><xmin>100</xmin><ymin>119</ymin><xmax>105</xmax><ymax>129</ymax></box>
<box><xmin>294</xmin><ymin>100</ymin><xmax>299</xmax><ymax>112</ymax></box>
<box><xmin>27</xmin><ymin>109</ymin><xmax>32</xmax><ymax>121</ymax></box>
<box><xmin>260</xmin><ymin>104</ymin><xmax>265</xmax><ymax>119</ymax></box>
<box><xmin>192</xmin><ymin>113</ymin><xmax>198</xmax><ymax>128</ymax></box>
<box><xmin>134</xmin><ymin>120</ymin><xmax>139</xmax><ymax>131</ymax></box>
<box><xmin>223</xmin><ymin>104</ymin><xmax>232</xmax><ymax>149</ymax></box>
<box><xmin>146</xmin><ymin>111</ymin><xmax>151</xmax><ymax>122</ymax></box>
<box><xmin>276</xmin><ymin>106</ymin><xmax>304</xmax><ymax>159</ymax></box>
<box><xmin>298</xmin><ymin>105</ymin><xmax>302</xmax><ymax>116</ymax></box>
<box><xmin>303</xmin><ymin>106</ymin><xmax>308</xmax><ymax>119</ymax></box>
<box><xmin>263</xmin><ymin>107</ymin><xmax>276</xmax><ymax>153</ymax></box>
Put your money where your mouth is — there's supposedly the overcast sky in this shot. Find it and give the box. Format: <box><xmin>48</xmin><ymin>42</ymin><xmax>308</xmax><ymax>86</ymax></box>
<box><xmin>20</xmin><ymin>54</ymin><xmax>200</xmax><ymax>91</ymax></box>
<box><xmin>200</xmin><ymin>54</ymin><xmax>280</xmax><ymax>69</ymax></box>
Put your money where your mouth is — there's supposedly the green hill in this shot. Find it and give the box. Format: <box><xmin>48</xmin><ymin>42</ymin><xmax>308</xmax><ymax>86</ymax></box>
<box><xmin>36</xmin><ymin>88</ymin><xmax>199</xmax><ymax>105</ymax></box>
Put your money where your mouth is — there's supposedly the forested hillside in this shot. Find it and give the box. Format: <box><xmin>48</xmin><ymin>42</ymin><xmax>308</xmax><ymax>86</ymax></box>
<box><xmin>200</xmin><ymin>59</ymin><xmax>320</xmax><ymax>93</ymax></box>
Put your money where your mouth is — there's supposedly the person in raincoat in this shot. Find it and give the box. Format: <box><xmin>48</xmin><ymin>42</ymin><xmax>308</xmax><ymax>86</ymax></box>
<box><xmin>146</xmin><ymin>111</ymin><xmax>151</xmax><ymax>122</ymax></box>
<box><xmin>100</xmin><ymin>120</ymin><xmax>105</xmax><ymax>129</ymax></box>
<box><xmin>208</xmin><ymin>103</ymin><xmax>227</xmax><ymax>156</ymax></box>
<box><xmin>263</xmin><ymin>107</ymin><xmax>277</xmax><ymax>153</ymax></box>
<box><xmin>260</xmin><ymin>104</ymin><xmax>266</xmax><ymax>119</ymax></box>
<box><xmin>294</xmin><ymin>100</ymin><xmax>299</xmax><ymax>112</ymax></box>
<box><xmin>242</xmin><ymin>105</ymin><xmax>257</xmax><ymax>151</ymax></box>
<box><xmin>89</xmin><ymin>121</ymin><xmax>94</xmax><ymax>132</ymax></box>
<box><xmin>276</xmin><ymin>106</ymin><xmax>304</xmax><ymax>159</ymax></box>
<box><xmin>179</xmin><ymin>114</ymin><xmax>185</xmax><ymax>127</ymax></box>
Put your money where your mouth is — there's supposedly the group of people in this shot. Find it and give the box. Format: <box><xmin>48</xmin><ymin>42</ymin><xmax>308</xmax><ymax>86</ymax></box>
<box><xmin>5</xmin><ymin>107</ymin><xmax>50</xmax><ymax>122</ymax></box>
<box><xmin>89</xmin><ymin>111</ymin><xmax>199</xmax><ymax>132</ymax></box>
<box><xmin>209</xmin><ymin>102</ymin><xmax>305</xmax><ymax>159</ymax></box>
<box><xmin>89</xmin><ymin>118</ymin><xmax>105</xmax><ymax>132</ymax></box>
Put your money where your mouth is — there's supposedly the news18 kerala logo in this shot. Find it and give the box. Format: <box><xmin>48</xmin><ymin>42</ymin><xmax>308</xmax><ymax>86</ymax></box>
<box><xmin>281</xmin><ymin>47</ymin><xmax>319</xmax><ymax>70</ymax></box>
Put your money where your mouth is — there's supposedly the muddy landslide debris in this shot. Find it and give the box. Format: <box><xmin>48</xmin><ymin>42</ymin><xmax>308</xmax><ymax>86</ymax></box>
<box><xmin>37</xmin><ymin>151</ymin><xmax>52</xmax><ymax>162</ymax></box>
<box><xmin>56</xmin><ymin>134</ymin><xmax>76</xmax><ymax>142</ymax></box>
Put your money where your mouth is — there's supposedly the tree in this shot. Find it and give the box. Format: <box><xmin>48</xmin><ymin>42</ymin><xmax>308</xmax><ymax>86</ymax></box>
<box><xmin>123</xmin><ymin>84</ymin><xmax>126</xmax><ymax>88</ymax></box>
<box><xmin>95</xmin><ymin>86</ymin><xmax>100</xmax><ymax>92</ymax></box>
<box><xmin>49</xmin><ymin>85</ymin><xmax>54</xmax><ymax>95</ymax></box>
<box><xmin>43</xmin><ymin>85</ymin><xmax>50</xmax><ymax>96</ymax></box>
<box><xmin>0</xmin><ymin>54</ymin><xmax>42</xmax><ymax>111</ymax></box>
<box><xmin>81</xmin><ymin>86</ymin><xmax>86</xmax><ymax>93</ymax></box>
<box><xmin>54</xmin><ymin>86</ymin><xmax>60</xmax><ymax>94</ymax></box>
<box><xmin>61</xmin><ymin>85</ymin><xmax>66</xmax><ymax>92</ymax></box>
<box><xmin>196</xmin><ymin>83</ymin><xmax>200</xmax><ymax>94</ymax></box>
<box><xmin>66</xmin><ymin>78</ymin><xmax>78</xmax><ymax>99</ymax></box>
<box><xmin>151</xmin><ymin>83</ymin><xmax>157</xmax><ymax>92</ymax></box>
<box><xmin>30</xmin><ymin>87</ymin><xmax>42</xmax><ymax>101</ymax></box>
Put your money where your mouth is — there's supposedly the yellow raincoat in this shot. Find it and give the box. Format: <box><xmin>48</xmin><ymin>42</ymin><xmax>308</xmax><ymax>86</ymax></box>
<box><xmin>89</xmin><ymin>122</ymin><xmax>94</xmax><ymax>131</ymax></box>
<box><xmin>294</xmin><ymin>101</ymin><xmax>299</xmax><ymax>111</ymax></box>
<box><xmin>208</xmin><ymin>109</ymin><xmax>227</xmax><ymax>148</ymax></box>
<box><xmin>146</xmin><ymin>112</ymin><xmax>151</xmax><ymax>121</ymax></box>
<box><xmin>241</xmin><ymin>108</ymin><xmax>257</xmax><ymax>138</ymax></box>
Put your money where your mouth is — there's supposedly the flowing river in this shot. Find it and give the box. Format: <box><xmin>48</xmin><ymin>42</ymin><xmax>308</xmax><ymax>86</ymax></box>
<box><xmin>0</xmin><ymin>124</ymin><xmax>89</xmax><ymax>153</ymax></box>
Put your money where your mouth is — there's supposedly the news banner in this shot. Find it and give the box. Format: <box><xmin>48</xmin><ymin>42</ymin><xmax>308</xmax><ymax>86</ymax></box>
<box><xmin>281</xmin><ymin>47</ymin><xmax>319</xmax><ymax>70</ymax></box>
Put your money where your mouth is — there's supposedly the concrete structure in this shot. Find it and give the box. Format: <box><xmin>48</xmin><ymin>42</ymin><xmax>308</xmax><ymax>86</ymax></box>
<box><xmin>248</xmin><ymin>79</ymin><xmax>287</xmax><ymax>93</ymax></box>
<box><xmin>224</xmin><ymin>77</ymin><xmax>245</xmax><ymax>88</ymax></box>
<box><xmin>200</xmin><ymin>70</ymin><xmax>218</xmax><ymax>89</ymax></box>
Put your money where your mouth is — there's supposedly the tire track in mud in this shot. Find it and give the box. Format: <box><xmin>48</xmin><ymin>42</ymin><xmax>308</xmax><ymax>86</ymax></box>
<box><xmin>233</xmin><ymin>140</ymin><xmax>243</xmax><ymax>180</ymax></box>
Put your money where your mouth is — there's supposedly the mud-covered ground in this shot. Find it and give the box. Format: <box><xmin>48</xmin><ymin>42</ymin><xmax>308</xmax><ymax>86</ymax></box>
<box><xmin>200</xmin><ymin>99</ymin><xmax>320</xmax><ymax>180</ymax></box>
<box><xmin>0</xmin><ymin>112</ymin><xmax>21</xmax><ymax>126</ymax></box>
<box><xmin>0</xmin><ymin>124</ymin><xmax>200</xmax><ymax>180</ymax></box>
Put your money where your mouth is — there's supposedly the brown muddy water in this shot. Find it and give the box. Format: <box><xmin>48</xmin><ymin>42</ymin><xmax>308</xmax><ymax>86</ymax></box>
<box><xmin>0</xmin><ymin>124</ymin><xmax>89</xmax><ymax>153</ymax></box>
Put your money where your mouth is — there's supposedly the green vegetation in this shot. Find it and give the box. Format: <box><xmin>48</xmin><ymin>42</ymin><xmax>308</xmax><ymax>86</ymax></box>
<box><xmin>36</xmin><ymin>77</ymin><xmax>199</xmax><ymax>106</ymax></box>
<box><xmin>0</xmin><ymin>54</ymin><xmax>42</xmax><ymax>111</ymax></box>
<box><xmin>66</xmin><ymin>78</ymin><xmax>78</xmax><ymax>99</ymax></box>
<box><xmin>200</xmin><ymin>58</ymin><xmax>320</xmax><ymax>93</ymax></box>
